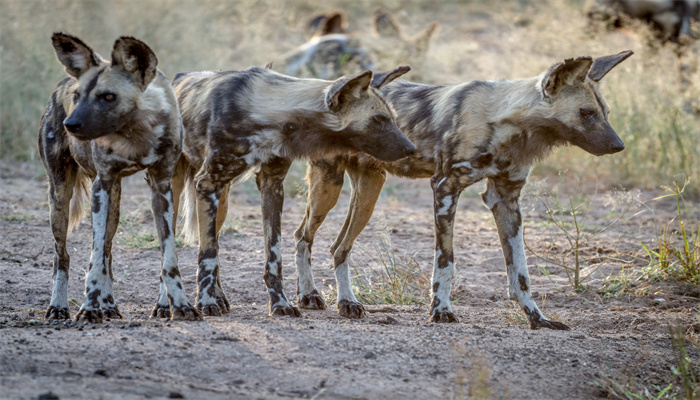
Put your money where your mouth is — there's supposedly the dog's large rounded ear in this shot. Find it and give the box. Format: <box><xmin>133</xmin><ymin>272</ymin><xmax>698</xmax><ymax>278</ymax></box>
<box><xmin>307</xmin><ymin>11</ymin><xmax>347</xmax><ymax>38</ymax></box>
<box><xmin>588</xmin><ymin>50</ymin><xmax>633</xmax><ymax>82</ymax></box>
<box><xmin>371</xmin><ymin>65</ymin><xmax>411</xmax><ymax>89</ymax></box>
<box><xmin>51</xmin><ymin>32</ymin><xmax>101</xmax><ymax>79</ymax></box>
<box><xmin>412</xmin><ymin>22</ymin><xmax>440</xmax><ymax>53</ymax></box>
<box><xmin>542</xmin><ymin>56</ymin><xmax>593</xmax><ymax>98</ymax></box>
<box><xmin>373</xmin><ymin>8</ymin><xmax>401</xmax><ymax>37</ymax></box>
<box><xmin>326</xmin><ymin>70</ymin><xmax>373</xmax><ymax>112</ymax></box>
<box><xmin>111</xmin><ymin>36</ymin><xmax>158</xmax><ymax>89</ymax></box>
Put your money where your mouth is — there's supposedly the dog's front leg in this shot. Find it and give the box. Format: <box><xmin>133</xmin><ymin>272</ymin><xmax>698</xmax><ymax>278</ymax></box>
<box><xmin>147</xmin><ymin>174</ymin><xmax>202</xmax><ymax>321</ymax></box>
<box><xmin>429</xmin><ymin>173</ymin><xmax>463</xmax><ymax>323</ymax></box>
<box><xmin>45</xmin><ymin>164</ymin><xmax>79</xmax><ymax>320</ymax></box>
<box><xmin>482</xmin><ymin>177</ymin><xmax>570</xmax><ymax>330</ymax></box>
<box><xmin>75</xmin><ymin>176</ymin><xmax>122</xmax><ymax>323</ymax></box>
<box><xmin>257</xmin><ymin>157</ymin><xmax>300</xmax><ymax>317</ymax></box>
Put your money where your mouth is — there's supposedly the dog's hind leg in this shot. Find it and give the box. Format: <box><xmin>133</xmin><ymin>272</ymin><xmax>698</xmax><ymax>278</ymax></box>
<box><xmin>331</xmin><ymin>165</ymin><xmax>386</xmax><ymax>319</ymax></box>
<box><xmin>294</xmin><ymin>159</ymin><xmax>346</xmax><ymax>310</ymax></box>
<box><xmin>257</xmin><ymin>157</ymin><xmax>299</xmax><ymax>317</ymax></box>
<box><xmin>482</xmin><ymin>175</ymin><xmax>570</xmax><ymax>331</ymax></box>
<box><xmin>193</xmin><ymin>160</ymin><xmax>245</xmax><ymax>316</ymax></box>
<box><xmin>429</xmin><ymin>172</ymin><xmax>463</xmax><ymax>323</ymax></box>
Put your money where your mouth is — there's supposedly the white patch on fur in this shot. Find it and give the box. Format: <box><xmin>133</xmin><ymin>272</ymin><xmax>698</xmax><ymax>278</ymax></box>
<box><xmin>431</xmin><ymin>251</ymin><xmax>454</xmax><ymax>312</ymax></box>
<box><xmin>506</xmin><ymin>224</ymin><xmax>531</xmax><ymax>302</ymax></box>
<box><xmin>209</xmin><ymin>192</ymin><xmax>219</xmax><ymax>208</ymax></box>
<box><xmin>160</xmin><ymin>191</ymin><xmax>179</xmax><ymax>272</ymax></box>
<box><xmin>481</xmin><ymin>188</ymin><xmax>501</xmax><ymax>210</ymax></box>
<box><xmin>267</xmin><ymin>238</ymin><xmax>282</xmax><ymax>276</ymax></box>
<box><xmin>269</xmin><ymin>288</ymin><xmax>292</xmax><ymax>308</ymax></box>
<box><xmin>295</xmin><ymin>239</ymin><xmax>318</xmax><ymax>296</ymax></box>
<box><xmin>47</xmin><ymin>129</ymin><xmax>54</xmax><ymax>140</ymax></box>
<box><xmin>502</xmin><ymin>222</ymin><xmax>541</xmax><ymax>318</ymax></box>
<box><xmin>196</xmin><ymin>258</ymin><xmax>221</xmax><ymax>307</ymax></box>
<box><xmin>89</xmin><ymin>187</ymin><xmax>109</xmax><ymax>270</ymax></box>
<box><xmin>335</xmin><ymin>260</ymin><xmax>358</xmax><ymax>303</ymax></box>
<box><xmin>141</xmin><ymin>85</ymin><xmax>169</xmax><ymax>113</ymax></box>
<box><xmin>49</xmin><ymin>269</ymin><xmax>69</xmax><ymax>309</ymax></box>
<box><xmin>81</xmin><ymin>186</ymin><xmax>116</xmax><ymax>309</ymax></box>
<box><xmin>156</xmin><ymin>281</ymin><xmax>168</xmax><ymax>306</ymax></box>
<box><xmin>451</xmin><ymin>161</ymin><xmax>471</xmax><ymax>170</ymax></box>
<box><xmin>200</xmin><ymin>258</ymin><xmax>218</xmax><ymax>274</ymax></box>
<box><xmin>140</xmin><ymin>147</ymin><xmax>159</xmax><ymax>166</ymax></box>
<box><xmin>436</xmin><ymin>195</ymin><xmax>453</xmax><ymax>216</ymax></box>
<box><xmin>242</xmin><ymin>130</ymin><xmax>285</xmax><ymax>165</ymax></box>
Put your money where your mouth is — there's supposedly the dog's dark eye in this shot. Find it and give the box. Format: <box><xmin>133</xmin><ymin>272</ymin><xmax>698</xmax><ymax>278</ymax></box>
<box><xmin>101</xmin><ymin>93</ymin><xmax>117</xmax><ymax>102</ymax></box>
<box><xmin>373</xmin><ymin>114</ymin><xmax>389</xmax><ymax>123</ymax></box>
<box><xmin>580</xmin><ymin>108</ymin><xmax>596</xmax><ymax>118</ymax></box>
<box><xmin>73</xmin><ymin>92</ymin><xmax>80</xmax><ymax>103</ymax></box>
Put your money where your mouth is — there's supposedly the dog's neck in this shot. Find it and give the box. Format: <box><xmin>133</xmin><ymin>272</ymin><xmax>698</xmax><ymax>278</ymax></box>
<box><xmin>488</xmin><ymin>76</ymin><xmax>569</xmax><ymax>164</ymax></box>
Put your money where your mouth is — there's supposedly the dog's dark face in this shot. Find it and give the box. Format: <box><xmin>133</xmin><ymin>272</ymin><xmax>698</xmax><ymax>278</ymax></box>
<box><xmin>326</xmin><ymin>67</ymin><xmax>416</xmax><ymax>162</ymax></box>
<box><xmin>51</xmin><ymin>33</ymin><xmax>157</xmax><ymax>141</ymax></box>
<box><xmin>539</xmin><ymin>51</ymin><xmax>632</xmax><ymax>156</ymax></box>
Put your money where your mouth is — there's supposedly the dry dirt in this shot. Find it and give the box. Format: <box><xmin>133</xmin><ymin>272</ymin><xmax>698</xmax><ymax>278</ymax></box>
<box><xmin>0</xmin><ymin>160</ymin><xmax>698</xmax><ymax>400</ymax></box>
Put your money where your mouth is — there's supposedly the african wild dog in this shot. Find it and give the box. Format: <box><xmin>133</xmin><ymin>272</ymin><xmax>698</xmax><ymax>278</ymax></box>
<box><xmin>282</xmin><ymin>9</ymin><xmax>439</xmax><ymax>80</ymax></box>
<box><xmin>171</xmin><ymin>65</ymin><xmax>416</xmax><ymax>317</ymax></box>
<box><xmin>39</xmin><ymin>33</ymin><xmax>201</xmax><ymax>323</ymax></box>
<box><xmin>586</xmin><ymin>0</ymin><xmax>699</xmax><ymax>42</ymax></box>
<box><xmin>294</xmin><ymin>51</ymin><xmax>633</xmax><ymax>329</ymax></box>
<box><xmin>586</xmin><ymin>0</ymin><xmax>697</xmax><ymax>97</ymax></box>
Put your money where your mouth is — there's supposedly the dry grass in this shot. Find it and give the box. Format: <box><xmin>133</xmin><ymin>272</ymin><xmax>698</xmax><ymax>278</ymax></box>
<box><xmin>596</xmin><ymin>326</ymin><xmax>699</xmax><ymax>400</ymax></box>
<box><xmin>352</xmin><ymin>232</ymin><xmax>432</xmax><ymax>306</ymax></box>
<box><xmin>1</xmin><ymin>0</ymin><xmax>698</xmax><ymax>190</ymax></box>
<box><xmin>642</xmin><ymin>181</ymin><xmax>700</xmax><ymax>284</ymax></box>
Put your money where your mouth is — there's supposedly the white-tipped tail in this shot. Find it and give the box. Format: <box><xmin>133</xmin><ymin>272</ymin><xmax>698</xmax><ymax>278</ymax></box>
<box><xmin>181</xmin><ymin>171</ymin><xmax>199</xmax><ymax>246</ymax></box>
<box><xmin>67</xmin><ymin>169</ymin><xmax>91</xmax><ymax>236</ymax></box>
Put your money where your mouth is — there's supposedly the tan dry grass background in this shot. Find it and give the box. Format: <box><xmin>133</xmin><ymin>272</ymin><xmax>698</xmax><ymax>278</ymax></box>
<box><xmin>0</xmin><ymin>0</ymin><xmax>698</xmax><ymax>191</ymax></box>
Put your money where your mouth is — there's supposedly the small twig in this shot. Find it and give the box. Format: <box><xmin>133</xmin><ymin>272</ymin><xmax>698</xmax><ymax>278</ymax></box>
<box><xmin>366</xmin><ymin>307</ymin><xmax>400</xmax><ymax>314</ymax></box>
<box><xmin>0</xmin><ymin>246</ymin><xmax>44</xmax><ymax>261</ymax></box>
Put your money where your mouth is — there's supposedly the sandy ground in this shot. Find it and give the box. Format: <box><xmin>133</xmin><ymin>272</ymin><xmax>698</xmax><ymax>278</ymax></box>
<box><xmin>0</xmin><ymin>160</ymin><xmax>698</xmax><ymax>400</ymax></box>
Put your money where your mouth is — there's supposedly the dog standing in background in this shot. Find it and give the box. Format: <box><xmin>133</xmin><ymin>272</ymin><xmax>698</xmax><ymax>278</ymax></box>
<box><xmin>282</xmin><ymin>9</ymin><xmax>439</xmax><ymax>80</ymax></box>
<box><xmin>39</xmin><ymin>33</ymin><xmax>200</xmax><ymax>323</ymax></box>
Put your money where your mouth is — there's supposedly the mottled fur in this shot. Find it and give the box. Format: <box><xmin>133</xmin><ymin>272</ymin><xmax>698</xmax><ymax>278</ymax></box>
<box><xmin>294</xmin><ymin>51</ymin><xmax>633</xmax><ymax>329</ymax></box>
<box><xmin>172</xmin><ymin>65</ymin><xmax>416</xmax><ymax>317</ymax></box>
<box><xmin>281</xmin><ymin>9</ymin><xmax>439</xmax><ymax>79</ymax></box>
<box><xmin>39</xmin><ymin>33</ymin><xmax>200</xmax><ymax>323</ymax></box>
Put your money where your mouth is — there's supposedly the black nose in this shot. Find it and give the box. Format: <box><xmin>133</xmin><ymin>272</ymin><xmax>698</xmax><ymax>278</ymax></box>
<box><xmin>63</xmin><ymin>120</ymin><xmax>82</xmax><ymax>133</ymax></box>
<box><xmin>610</xmin><ymin>141</ymin><xmax>625</xmax><ymax>153</ymax></box>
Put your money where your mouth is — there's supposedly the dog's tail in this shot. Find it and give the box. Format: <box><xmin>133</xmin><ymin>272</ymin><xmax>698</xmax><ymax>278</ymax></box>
<box><xmin>67</xmin><ymin>169</ymin><xmax>92</xmax><ymax>236</ymax></box>
<box><xmin>181</xmin><ymin>164</ymin><xmax>199</xmax><ymax>246</ymax></box>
